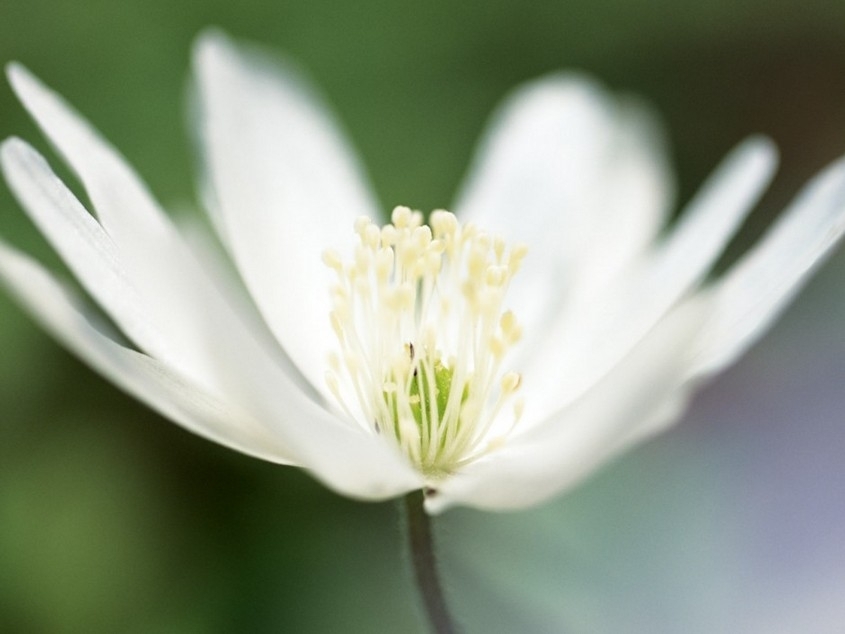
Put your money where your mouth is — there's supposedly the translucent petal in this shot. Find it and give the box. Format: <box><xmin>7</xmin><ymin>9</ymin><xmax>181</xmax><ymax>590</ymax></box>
<box><xmin>453</xmin><ymin>74</ymin><xmax>674</xmax><ymax>338</ymax></box>
<box><xmin>693</xmin><ymin>155</ymin><xmax>845</xmax><ymax>376</ymax></box>
<box><xmin>193</xmin><ymin>30</ymin><xmax>379</xmax><ymax>399</ymax></box>
<box><xmin>1</xmin><ymin>137</ymin><xmax>176</xmax><ymax>366</ymax></box>
<box><xmin>6</xmin><ymin>64</ymin><xmax>321</xmax><ymax>412</ymax></box>
<box><xmin>518</xmin><ymin>137</ymin><xmax>777</xmax><ymax>425</ymax></box>
<box><xmin>0</xmin><ymin>239</ymin><xmax>297</xmax><ymax>465</ymax></box>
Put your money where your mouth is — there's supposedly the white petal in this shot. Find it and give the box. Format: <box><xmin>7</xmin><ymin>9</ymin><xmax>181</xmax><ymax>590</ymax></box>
<box><xmin>6</xmin><ymin>63</ymin><xmax>257</xmax><ymax>389</ymax></box>
<box><xmin>175</xmin><ymin>212</ymin><xmax>298</xmax><ymax>363</ymax></box>
<box><xmin>518</xmin><ymin>137</ymin><xmax>777</xmax><ymax>424</ymax></box>
<box><xmin>453</xmin><ymin>74</ymin><xmax>673</xmax><ymax>335</ymax></box>
<box><xmin>0</xmin><ymin>240</ymin><xmax>423</xmax><ymax>499</ymax></box>
<box><xmin>193</xmin><ymin>30</ymin><xmax>379</xmax><ymax>398</ymax></box>
<box><xmin>564</xmin><ymin>99</ymin><xmax>675</xmax><ymax>306</ymax></box>
<box><xmin>6</xmin><ymin>63</ymin><xmax>186</xmax><ymax>270</ymax></box>
<box><xmin>428</xmin><ymin>297</ymin><xmax>711</xmax><ymax>513</ymax></box>
<box><xmin>692</xmin><ymin>155</ymin><xmax>845</xmax><ymax>376</ymax></box>
<box><xmin>646</xmin><ymin>137</ymin><xmax>778</xmax><ymax>302</ymax></box>
<box><xmin>3</xmin><ymin>63</ymin><xmax>151</xmax><ymax>240</ymax></box>
<box><xmin>0</xmin><ymin>239</ymin><xmax>297</xmax><ymax>465</ymax></box>
<box><xmin>0</xmin><ymin>137</ymin><xmax>174</xmax><ymax>364</ymax></box>
<box><xmin>6</xmin><ymin>64</ymin><xmax>326</xmax><ymax>416</ymax></box>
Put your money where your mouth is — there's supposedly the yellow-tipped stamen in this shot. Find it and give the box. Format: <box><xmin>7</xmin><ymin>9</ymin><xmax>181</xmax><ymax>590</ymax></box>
<box><xmin>324</xmin><ymin>206</ymin><xmax>525</xmax><ymax>477</ymax></box>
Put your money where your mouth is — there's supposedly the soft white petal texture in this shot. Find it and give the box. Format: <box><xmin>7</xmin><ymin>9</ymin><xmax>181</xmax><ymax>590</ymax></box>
<box><xmin>175</xmin><ymin>213</ymin><xmax>298</xmax><ymax>363</ymax></box>
<box><xmin>693</xmin><ymin>155</ymin><xmax>845</xmax><ymax>377</ymax></box>
<box><xmin>517</xmin><ymin>137</ymin><xmax>777</xmax><ymax>425</ymax></box>
<box><xmin>427</xmin><ymin>297</ymin><xmax>712</xmax><ymax>513</ymax></box>
<box><xmin>193</xmin><ymin>30</ymin><xmax>379</xmax><ymax>398</ymax></box>
<box><xmin>564</xmin><ymin>101</ymin><xmax>674</xmax><ymax>305</ymax></box>
<box><xmin>643</xmin><ymin>137</ymin><xmax>778</xmax><ymax>308</ymax></box>
<box><xmin>0</xmin><ymin>240</ymin><xmax>422</xmax><ymax>499</ymax></box>
<box><xmin>5</xmin><ymin>62</ymin><xmax>313</xmax><ymax>402</ymax></box>
<box><xmin>0</xmin><ymin>137</ymin><xmax>173</xmax><ymax>363</ymax></box>
<box><xmin>454</xmin><ymin>75</ymin><xmax>673</xmax><ymax>335</ymax></box>
<box><xmin>8</xmin><ymin>63</ymin><xmax>343</xmax><ymax>410</ymax></box>
<box><xmin>0</xmin><ymin>239</ymin><xmax>297</xmax><ymax>465</ymax></box>
<box><xmin>7</xmin><ymin>64</ymin><xmax>197</xmax><ymax>368</ymax></box>
<box><xmin>0</xmin><ymin>125</ymin><xmax>306</xmax><ymax>422</ymax></box>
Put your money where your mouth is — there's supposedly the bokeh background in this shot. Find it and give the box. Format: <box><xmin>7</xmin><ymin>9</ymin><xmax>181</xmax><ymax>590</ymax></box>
<box><xmin>1</xmin><ymin>0</ymin><xmax>845</xmax><ymax>632</ymax></box>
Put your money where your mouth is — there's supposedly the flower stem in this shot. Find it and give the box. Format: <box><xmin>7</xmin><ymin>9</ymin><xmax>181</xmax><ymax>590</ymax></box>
<box><xmin>404</xmin><ymin>490</ymin><xmax>458</xmax><ymax>634</ymax></box>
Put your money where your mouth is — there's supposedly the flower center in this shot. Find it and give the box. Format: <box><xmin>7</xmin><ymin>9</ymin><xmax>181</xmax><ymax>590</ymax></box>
<box><xmin>323</xmin><ymin>206</ymin><xmax>526</xmax><ymax>477</ymax></box>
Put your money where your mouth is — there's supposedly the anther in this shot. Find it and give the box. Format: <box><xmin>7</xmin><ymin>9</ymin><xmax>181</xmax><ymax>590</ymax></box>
<box><xmin>325</xmin><ymin>209</ymin><xmax>527</xmax><ymax>476</ymax></box>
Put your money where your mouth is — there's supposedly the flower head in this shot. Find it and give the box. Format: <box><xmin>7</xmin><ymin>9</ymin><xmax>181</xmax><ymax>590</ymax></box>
<box><xmin>2</xmin><ymin>30</ymin><xmax>844</xmax><ymax>513</ymax></box>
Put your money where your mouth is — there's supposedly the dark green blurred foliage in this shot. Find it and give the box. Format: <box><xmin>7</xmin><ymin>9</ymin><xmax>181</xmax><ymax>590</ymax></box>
<box><xmin>2</xmin><ymin>0</ymin><xmax>845</xmax><ymax>631</ymax></box>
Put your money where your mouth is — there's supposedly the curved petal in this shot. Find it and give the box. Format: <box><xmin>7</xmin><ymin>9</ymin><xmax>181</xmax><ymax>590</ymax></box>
<box><xmin>428</xmin><ymin>297</ymin><xmax>711</xmax><ymax>513</ymax></box>
<box><xmin>0</xmin><ymin>240</ymin><xmax>423</xmax><ymax>499</ymax></box>
<box><xmin>193</xmin><ymin>30</ymin><xmax>379</xmax><ymax>399</ymax></box>
<box><xmin>565</xmin><ymin>99</ymin><xmax>675</xmax><ymax>305</ymax></box>
<box><xmin>0</xmin><ymin>239</ymin><xmax>297</xmax><ymax>465</ymax></box>
<box><xmin>517</xmin><ymin>137</ymin><xmax>777</xmax><ymax>426</ymax></box>
<box><xmin>453</xmin><ymin>74</ymin><xmax>674</xmax><ymax>336</ymax></box>
<box><xmin>6</xmin><ymin>63</ymin><xmax>323</xmax><ymax>413</ymax></box>
<box><xmin>646</xmin><ymin>137</ymin><xmax>778</xmax><ymax>303</ymax></box>
<box><xmin>1</xmin><ymin>137</ymin><xmax>175</xmax><ymax>364</ymax></box>
<box><xmin>6</xmin><ymin>63</ymin><xmax>205</xmax><ymax>345</ymax></box>
<box><xmin>692</xmin><ymin>154</ymin><xmax>845</xmax><ymax>377</ymax></box>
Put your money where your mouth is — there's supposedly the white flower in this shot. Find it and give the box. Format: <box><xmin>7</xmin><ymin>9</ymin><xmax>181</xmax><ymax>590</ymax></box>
<box><xmin>1</xmin><ymin>30</ymin><xmax>844</xmax><ymax>514</ymax></box>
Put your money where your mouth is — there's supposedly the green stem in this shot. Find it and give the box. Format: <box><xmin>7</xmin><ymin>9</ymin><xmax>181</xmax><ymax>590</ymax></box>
<box><xmin>404</xmin><ymin>490</ymin><xmax>458</xmax><ymax>634</ymax></box>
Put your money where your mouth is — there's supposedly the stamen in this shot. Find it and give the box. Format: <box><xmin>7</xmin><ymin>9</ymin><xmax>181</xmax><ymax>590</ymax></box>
<box><xmin>324</xmin><ymin>207</ymin><xmax>526</xmax><ymax>477</ymax></box>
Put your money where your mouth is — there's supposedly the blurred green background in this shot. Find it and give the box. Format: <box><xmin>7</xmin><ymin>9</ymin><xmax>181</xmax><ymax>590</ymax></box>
<box><xmin>2</xmin><ymin>0</ymin><xmax>845</xmax><ymax>632</ymax></box>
